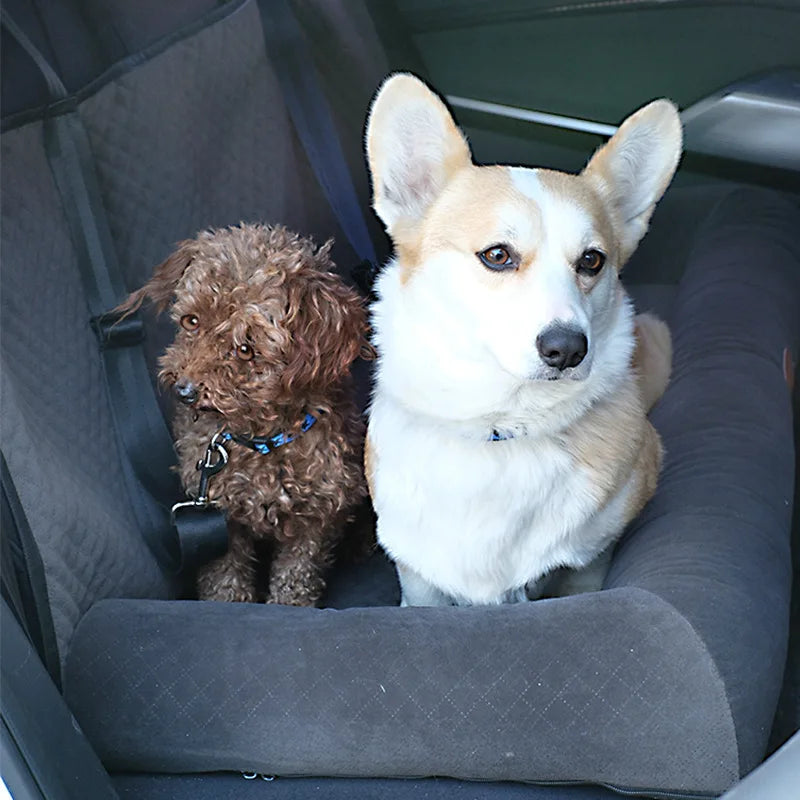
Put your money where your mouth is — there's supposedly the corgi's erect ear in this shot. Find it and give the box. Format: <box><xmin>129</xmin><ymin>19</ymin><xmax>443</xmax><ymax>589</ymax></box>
<box><xmin>583</xmin><ymin>99</ymin><xmax>682</xmax><ymax>262</ymax></box>
<box><xmin>365</xmin><ymin>73</ymin><xmax>471</xmax><ymax>233</ymax></box>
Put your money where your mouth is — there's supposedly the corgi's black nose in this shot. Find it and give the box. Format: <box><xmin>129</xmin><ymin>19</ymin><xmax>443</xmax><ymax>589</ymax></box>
<box><xmin>173</xmin><ymin>377</ymin><xmax>198</xmax><ymax>405</ymax></box>
<box><xmin>537</xmin><ymin>324</ymin><xmax>588</xmax><ymax>371</ymax></box>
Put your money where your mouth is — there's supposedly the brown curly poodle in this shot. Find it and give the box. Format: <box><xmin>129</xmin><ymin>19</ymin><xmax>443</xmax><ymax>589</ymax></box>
<box><xmin>116</xmin><ymin>223</ymin><xmax>370</xmax><ymax>605</ymax></box>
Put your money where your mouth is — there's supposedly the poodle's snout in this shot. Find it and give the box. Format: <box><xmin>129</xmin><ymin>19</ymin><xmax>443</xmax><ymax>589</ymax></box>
<box><xmin>173</xmin><ymin>377</ymin><xmax>198</xmax><ymax>405</ymax></box>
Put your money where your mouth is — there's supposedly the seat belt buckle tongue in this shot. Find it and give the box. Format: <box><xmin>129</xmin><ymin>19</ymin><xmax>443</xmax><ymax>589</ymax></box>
<box><xmin>91</xmin><ymin>312</ymin><xmax>145</xmax><ymax>349</ymax></box>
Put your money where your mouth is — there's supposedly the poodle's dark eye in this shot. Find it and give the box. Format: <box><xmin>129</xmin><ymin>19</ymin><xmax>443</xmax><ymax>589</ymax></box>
<box><xmin>235</xmin><ymin>343</ymin><xmax>255</xmax><ymax>361</ymax></box>
<box><xmin>478</xmin><ymin>245</ymin><xmax>517</xmax><ymax>272</ymax></box>
<box><xmin>576</xmin><ymin>249</ymin><xmax>606</xmax><ymax>276</ymax></box>
<box><xmin>180</xmin><ymin>314</ymin><xmax>199</xmax><ymax>331</ymax></box>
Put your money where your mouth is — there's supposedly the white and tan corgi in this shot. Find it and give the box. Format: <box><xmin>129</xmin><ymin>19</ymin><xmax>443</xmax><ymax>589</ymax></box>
<box><xmin>364</xmin><ymin>74</ymin><xmax>681</xmax><ymax>607</ymax></box>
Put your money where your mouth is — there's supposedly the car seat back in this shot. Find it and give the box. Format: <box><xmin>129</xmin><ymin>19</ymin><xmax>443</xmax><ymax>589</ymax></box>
<box><xmin>0</xmin><ymin>0</ymin><xmax>388</xmax><ymax>665</ymax></box>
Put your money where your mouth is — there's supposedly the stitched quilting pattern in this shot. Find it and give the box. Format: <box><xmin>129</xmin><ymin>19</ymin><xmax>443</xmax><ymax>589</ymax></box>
<box><xmin>79</xmin><ymin>0</ymin><xmax>350</xmax><ymax>298</ymax></box>
<box><xmin>0</xmin><ymin>124</ymin><xmax>173</xmax><ymax>662</ymax></box>
<box><xmin>0</xmin><ymin>0</ymin><xmax>352</xmax><ymax>662</ymax></box>
<box><xmin>65</xmin><ymin>593</ymin><xmax>739</xmax><ymax>792</ymax></box>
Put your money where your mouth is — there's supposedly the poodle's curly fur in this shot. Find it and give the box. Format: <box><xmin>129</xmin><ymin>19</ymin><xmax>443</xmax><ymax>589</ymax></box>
<box><xmin>117</xmin><ymin>223</ymin><xmax>370</xmax><ymax>605</ymax></box>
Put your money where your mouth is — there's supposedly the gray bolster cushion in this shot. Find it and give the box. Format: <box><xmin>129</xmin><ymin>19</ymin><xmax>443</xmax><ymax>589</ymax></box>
<box><xmin>64</xmin><ymin>188</ymin><xmax>800</xmax><ymax>797</ymax></box>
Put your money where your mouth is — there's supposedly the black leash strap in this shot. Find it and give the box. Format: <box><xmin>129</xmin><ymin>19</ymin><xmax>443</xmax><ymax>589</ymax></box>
<box><xmin>258</xmin><ymin>0</ymin><xmax>378</xmax><ymax>269</ymax></box>
<box><xmin>2</xmin><ymin>10</ymin><xmax>228</xmax><ymax>574</ymax></box>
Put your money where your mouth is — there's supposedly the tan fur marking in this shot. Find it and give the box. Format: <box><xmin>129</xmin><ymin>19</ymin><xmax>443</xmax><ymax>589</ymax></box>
<box><xmin>565</xmin><ymin>370</ymin><xmax>665</xmax><ymax>527</ymax></box>
<box><xmin>581</xmin><ymin>100</ymin><xmax>682</xmax><ymax>265</ymax></box>
<box><xmin>564</xmin><ymin>378</ymin><xmax>649</xmax><ymax>512</ymax></box>
<box><xmin>536</xmin><ymin>169</ymin><xmax>619</xmax><ymax>268</ymax></box>
<box><xmin>518</xmin><ymin>249</ymin><xmax>539</xmax><ymax>273</ymax></box>
<box><xmin>585</xmin><ymin>103</ymin><xmax>680</xmax><ymax>212</ymax></box>
<box><xmin>632</xmin><ymin>313</ymin><xmax>672</xmax><ymax>411</ymax></box>
<box><xmin>364</xmin><ymin>433</ymin><xmax>376</xmax><ymax>499</ymax></box>
<box><xmin>623</xmin><ymin>420</ymin><xmax>663</xmax><ymax>523</ymax></box>
<box><xmin>395</xmin><ymin>165</ymin><xmax>545</xmax><ymax>283</ymax></box>
<box><xmin>394</xmin><ymin>165</ymin><xmax>623</xmax><ymax>285</ymax></box>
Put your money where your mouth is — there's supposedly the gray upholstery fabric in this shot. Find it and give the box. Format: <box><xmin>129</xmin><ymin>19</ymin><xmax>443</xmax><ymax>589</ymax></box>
<box><xmin>322</xmin><ymin>549</ymin><xmax>401</xmax><ymax>609</ymax></box>
<box><xmin>0</xmin><ymin>0</ymin><xmax>384</xmax><ymax>661</ymax></box>
<box><xmin>607</xmin><ymin>188</ymin><xmax>800</xmax><ymax>774</ymax></box>
<box><xmin>66</xmin><ymin>590</ymin><xmax>735</xmax><ymax>795</ymax></box>
<box><xmin>80</xmin><ymin>0</ymin><xmax>355</xmax><ymax>295</ymax></box>
<box><xmin>624</xmin><ymin>284</ymin><xmax>677</xmax><ymax>325</ymax></box>
<box><xmin>0</xmin><ymin>123</ymin><xmax>173</xmax><ymax>664</ymax></box>
<box><xmin>77</xmin><ymin>0</ymin><xmax>369</xmax><ymax>387</ymax></box>
<box><xmin>63</xmin><ymin>187</ymin><xmax>800</xmax><ymax>797</ymax></box>
<box><xmin>0</xmin><ymin>0</ymin><xmax>222</xmax><ymax>115</ymax></box>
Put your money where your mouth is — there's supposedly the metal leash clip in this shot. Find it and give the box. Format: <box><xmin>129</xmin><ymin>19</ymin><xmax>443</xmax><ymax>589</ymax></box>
<box><xmin>170</xmin><ymin>433</ymin><xmax>229</xmax><ymax>522</ymax></box>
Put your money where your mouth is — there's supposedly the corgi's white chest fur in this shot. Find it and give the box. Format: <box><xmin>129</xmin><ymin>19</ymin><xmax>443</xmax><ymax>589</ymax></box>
<box><xmin>363</xmin><ymin>73</ymin><xmax>681</xmax><ymax>606</ymax></box>
<box><xmin>369</xmin><ymin>394</ymin><xmax>634</xmax><ymax>605</ymax></box>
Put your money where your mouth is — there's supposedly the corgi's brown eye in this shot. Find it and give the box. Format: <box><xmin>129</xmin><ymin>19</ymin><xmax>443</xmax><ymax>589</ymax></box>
<box><xmin>577</xmin><ymin>249</ymin><xmax>606</xmax><ymax>276</ymax></box>
<box><xmin>180</xmin><ymin>314</ymin><xmax>199</xmax><ymax>331</ymax></box>
<box><xmin>478</xmin><ymin>245</ymin><xmax>516</xmax><ymax>271</ymax></box>
<box><xmin>235</xmin><ymin>343</ymin><xmax>254</xmax><ymax>361</ymax></box>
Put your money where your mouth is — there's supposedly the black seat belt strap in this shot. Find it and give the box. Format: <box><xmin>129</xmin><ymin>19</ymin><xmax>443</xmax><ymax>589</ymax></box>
<box><xmin>258</xmin><ymin>0</ymin><xmax>378</xmax><ymax>269</ymax></box>
<box><xmin>1</xmin><ymin>10</ymin><xmax>228</xmax><ymax>574</ymax></box>
<box><xmin>1</xmin><ymin>452</ymin><xmax>61</xmax><ymax>688</ymax></box>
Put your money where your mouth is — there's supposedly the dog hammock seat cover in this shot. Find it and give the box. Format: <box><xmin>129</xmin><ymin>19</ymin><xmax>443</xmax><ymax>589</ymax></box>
<box><xmin>2</xmin><ymin>1</ymin><xmax>799</xmax><ymax>798</ymax></box>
